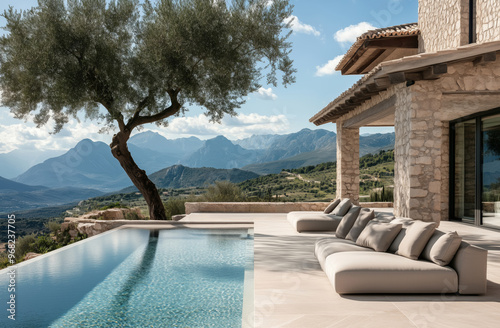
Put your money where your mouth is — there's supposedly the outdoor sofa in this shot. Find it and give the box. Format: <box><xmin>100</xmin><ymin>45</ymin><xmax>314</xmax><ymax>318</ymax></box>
<box><xmin>287</xmin><ymin>199</ymin><xmax>488</xmax><ymax>295</ymax></box>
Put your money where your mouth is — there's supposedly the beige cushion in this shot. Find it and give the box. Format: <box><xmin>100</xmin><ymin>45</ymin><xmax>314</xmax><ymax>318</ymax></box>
<box><xmin>323</xmin><ymin>199</ymin><xmax>341</xmax><ymax>214</ymax></box>
<box><xmin>335</xmin><ymin>205</ymin><xmax>361</xmax><ymax>239</ymax></box>
<box><xmin>422</xmin><ymin>231</ymin><xmax>462</xmax><ymax>266</ymax></box>
<box><xmin>388</xmin><ymin>218</ymin><xmax>416</xmax><ymax>253</ymax></box>
<box><xmin>345</xmin><ymin>208</ymin><xmax>375</xmax><ymax>242</ymax></box>
<box><xmin>331</xmin><ymin>198</ymin><xmax>352</xmax><ymax>216</ymax></box>
<box><xmin>325</xmin><ymin>252</ymin><xmax>458</xmax><ymax>294</ymax></box>
<box><xmin>287</xmin><ymin>211</ymin><xmax>342</xmax><ymax>232</ymax></box>
<box><xmin>314</xmin><ymin>238</ymin><xmax>372</xmax><ymax>270</ymax></box>
<box><xmin>396</xmin><ymin>221</ymin><xmax>437</xmax><ymax>260</ymax></box>
<box><xmin>356</xmin><ymin>221</ymin><xmax>403</xmax><ymax>252</ymax></box>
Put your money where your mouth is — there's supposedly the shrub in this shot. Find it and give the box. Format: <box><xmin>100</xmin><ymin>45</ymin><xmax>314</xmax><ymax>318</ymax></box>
<box><xmin>100</xmin><ymin>202</ymin><xmax>127</xmax><ymax>210</ymax></box>
<box><xmin>124</xmin><ymin>211</ymin><xmax>141</xmax><ymax>220</ymax></box>
<box><xmin>15</xmin><ymin>234</ymin><xmax>37</xmax><ymax>262</ymax></box>
<box><xmin>203</xmin><ymin>181</ymin><xmax>245</xmax><ymax>202</ymax></box>
<box><xmin>45</xmin><ymin>219</ymin><xmax>62</xmax><ymax>235</ymax></box>
<box><xmin>164</xmin><ymin>198</ymin><xmax>187</xmax><ymax>220</ymax></box>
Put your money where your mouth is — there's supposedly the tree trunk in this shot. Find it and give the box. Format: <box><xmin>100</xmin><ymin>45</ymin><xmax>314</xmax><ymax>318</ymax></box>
<box><xmin>110</xmin><ymin>131</ymin><xmax>166</xmax><ymax>220</ymax></box>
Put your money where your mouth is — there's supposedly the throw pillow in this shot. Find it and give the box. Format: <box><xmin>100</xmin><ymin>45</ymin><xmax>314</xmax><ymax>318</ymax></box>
<box><xmin>356</xmin><ymin>221</ymin><xmax>403</xmax><ymax>252</ymax></box>
<box><xmin>387</xmin><ymin>218</ymin><xmax>415</xmax><ymax>253</ymax></box>
<box><xmin>335</xmin><ymin>205</ymin><xmax>362</xmax><ymax>239</ymax></box>
<box><xmin>331</xmin><ymin>198</ymin><xmax>352</xmax><ymax>216</ymax></box>
<box><xmin>396</xmin><ymin>221</ymin><xmax>437</xmax><ymax>260</ymax></box>
<box><xmin>323</xmin><ymin>199</ymin><xmax>341</xmax><ymax>214</ymax></box>
<box><xmin>345</xmin><ymin>208</ymin><xmax>375</xmax><ymax>242</ymax></box>
<box><xmin>421</xmin><ymin>231</ymin><xmax>462</xmax><ymax>266</ymax></box>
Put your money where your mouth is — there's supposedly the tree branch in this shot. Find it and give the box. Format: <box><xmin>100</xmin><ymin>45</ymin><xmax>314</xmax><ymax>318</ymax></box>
<box><xmin>126</xmin><ymin>89</ymin><xmax>181</xmax><ymax>131</ymax></box>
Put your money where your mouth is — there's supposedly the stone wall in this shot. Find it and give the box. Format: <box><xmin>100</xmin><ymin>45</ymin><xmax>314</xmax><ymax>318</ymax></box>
<box><xmin>335</xmin><ymin>58</ymin><xmax>500</xmax><ymax>224</ymax></box>
<box><xmin>418</xmin><ymin>0</ymin><xmax>464</xmax><ymax>53</ymax></box>
<box><xmin>476</xmin><ymin>0</ymin><xmax>500</xmax><ymax>44</ymax></box>
<box><xmin>418</xmin><ymin>0</ymin><xmax>500</xmax><ymax>53</ymax></box>
<box><xmin>393</xmin><ymin>86</ymin><xmax>412</xmax><ymax>219</ymax></box>
<box><xmin>394</xmin><ymin>59</ymin><xmax>500</xmax><ymax>223</ymax></box>
<box><xmin>336</xmin><ymin>124</ymin><xmax>360</xmax><ymax>204</ymax></box>
<box><xmin>61</xmin><ymin>208</ymin><xmax>145</xmax><ymax>237</ymax></box>
<box><xmin>184</xmin><ymin>202</ymin><xmax>393</xmax><ymax>214</ymax></box>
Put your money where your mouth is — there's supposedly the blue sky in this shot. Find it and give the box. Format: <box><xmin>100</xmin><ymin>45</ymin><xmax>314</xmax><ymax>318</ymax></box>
<box><xmin>0</xmin><ymin>0</ymin><xmax>418</xmax><ymax>153</ymax></box>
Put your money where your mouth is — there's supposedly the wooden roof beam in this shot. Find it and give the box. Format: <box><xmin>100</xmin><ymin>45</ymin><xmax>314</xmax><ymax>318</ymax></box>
<box><xmin>473</xmin><ymin>52</ymin><xmax>497</xmax><ymax>65</ymax></box>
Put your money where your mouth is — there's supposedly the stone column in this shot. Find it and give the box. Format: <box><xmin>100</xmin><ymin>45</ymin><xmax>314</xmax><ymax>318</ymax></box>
<box><xmin>336</xmin><ymin>121</ymin><xmax>360</xmax><ymax>204</ymax></box>
<box><xmin>394</xmin><ymin>84</ymin><xmax>449</xmax><ymax>223</ymax></box>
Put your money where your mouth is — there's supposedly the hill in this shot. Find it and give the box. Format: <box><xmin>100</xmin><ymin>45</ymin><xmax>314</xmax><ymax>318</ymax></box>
<box><xmin>13</xmin><ymin>139</ymin><xmax>182</xmax><ymax>191</ymax></box>
<box><xmin>129</xmin><ymin>131</ymin><xmax>203</xmax><ymax>158</ymax></box>
<box><xmin>183</xmin><ymin>136</ymin><xmax>263</xmax><ymax>169</ymax></box>
<box><xmin>0</xmin><ymin>175</ymin><xmax>48</xmax><ymax>193</ymax></box>
<box><xmin>243</xmin><ymin>133</ymin><xmax>395</xmax><ymax>174</ymax></box>
<box><xmin>239</xmin><ymin>150</ymin><xmax>394</xmax><ymax>201</ymax></box>
<box><xmin>0</xmin><ymin>185</ymin><xmax>104</xmax><ymax>212</ymax></box>
<box><xmin>119</xmin><ymin>164</ymin><xmax>259</xmax><ymax>192</ymax></box>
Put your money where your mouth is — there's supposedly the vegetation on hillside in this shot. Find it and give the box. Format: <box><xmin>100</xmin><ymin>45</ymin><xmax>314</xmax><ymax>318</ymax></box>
<box><xmin>0</xmin><ymin>220</ymin><xmax>88</xmax><ymax>269</ymax></box>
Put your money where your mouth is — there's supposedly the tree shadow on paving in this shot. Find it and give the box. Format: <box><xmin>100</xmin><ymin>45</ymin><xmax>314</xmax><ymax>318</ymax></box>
<box><xmin>254</xmin><ymin>233</ymin><xmax>325</xmax><ymax>272</ymax></box>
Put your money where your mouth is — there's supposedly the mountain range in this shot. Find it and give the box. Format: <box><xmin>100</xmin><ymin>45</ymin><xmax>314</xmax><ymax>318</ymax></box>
<box><xmin>0</xmin><ymin>176</ymin><xmax>103</xmax><ymax>212</ymax></box>
<box><xmin>2</xmin><ymin>128</ymin><xmax>395</xmax><ymax>193</ymax></box>
<box><xmin>119</xmin><ymin>165</ymin><xmax>259</xmax><ymax>193</ymax></box>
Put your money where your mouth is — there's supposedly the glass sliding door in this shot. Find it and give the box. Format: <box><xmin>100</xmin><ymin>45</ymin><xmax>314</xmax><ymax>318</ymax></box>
<box><xmin>453</xmin><ymin>119</ymin><xmax>477</xmax><ymax>223</ymax></box>
<box><xmin>482</xmin><ymin>114</ymin><xmax>500</xmax><ymax>228</ymax></box>
<box><xmin>451</xmin><ymin>109</ymin><xmax>500</xmax><ymax>228</ymax></box>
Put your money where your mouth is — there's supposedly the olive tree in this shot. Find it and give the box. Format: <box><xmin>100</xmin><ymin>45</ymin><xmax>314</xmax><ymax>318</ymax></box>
<box><xmin>0</xmin><ymin>0</ymin><xmax>295</xmax><ymax>219</ymax></box>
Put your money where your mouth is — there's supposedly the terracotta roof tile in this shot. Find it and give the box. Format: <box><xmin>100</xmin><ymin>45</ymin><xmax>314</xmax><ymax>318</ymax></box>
<box><xmin>336</xmin><ymin>23</ymin><xmax>419</xmax><ymax>71</ymax></box>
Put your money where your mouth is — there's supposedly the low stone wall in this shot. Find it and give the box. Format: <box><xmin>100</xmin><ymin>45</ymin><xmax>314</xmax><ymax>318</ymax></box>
<box><xmin>184</xmin><ymin>202</ymin><xmax>393</xmax><ymax>214</ymax></box>
<box><xmin>61</xmin><ymin>208</ymin><xmax>145</xmax><ymax>238</ymax></box>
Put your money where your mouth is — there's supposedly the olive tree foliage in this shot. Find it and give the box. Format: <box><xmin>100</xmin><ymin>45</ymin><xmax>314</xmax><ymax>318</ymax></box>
<box><xmin>0</xmin><ymin>0</ymin><xmax>294</xmax><ymax>130</ymax></box>
<box><xmin>0</xmin><ymin>0</ymin><xmax>295</xmax><ymax>219</ymax></box>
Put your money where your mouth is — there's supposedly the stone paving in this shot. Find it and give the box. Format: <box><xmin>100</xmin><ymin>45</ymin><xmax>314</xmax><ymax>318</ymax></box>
<box><xmin>182</xmin><ymin>212</ymin><xmax>500</xmax><ymax>328</ymax></box>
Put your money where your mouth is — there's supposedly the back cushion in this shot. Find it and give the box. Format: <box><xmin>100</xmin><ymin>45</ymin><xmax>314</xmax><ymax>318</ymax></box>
<box><xmin>331</xmin><ymin>198</ymin><xmax>352</xmax><ymax>216</ymax></box>
<box><xmin>345</xmin><ymin>208</ymin><xmax>375</xmax><ymax>242</ymax></box>
<box><xmin>421</xmin><ymin>231</ymin><xmax>462</xmax><ymax>266</ymax></box>
<box><xmin>356</xmin><ymin>221</ymin><xmax>403</xmax><ymax>252</ymax></box>
<box><xmin>323</xmin><ymin>199</ymin><xmax>341</xmax><ymax>214</ymax></box>
<box><xmin>388</xmin><ymin>218</ymin><xmax>415</xmax><ymax>253</ymax></box>
<box><xmin>335</xmin><ymin>205</ymin><xmax>362</xmax><ymax>239</ymax></box>
<box><xmin>396</xmin><ymin>221</ymin><xmax>437</xmax><ymax>260</ymax></box>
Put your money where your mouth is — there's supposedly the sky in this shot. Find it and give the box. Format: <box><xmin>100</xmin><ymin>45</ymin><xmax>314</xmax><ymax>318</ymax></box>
<box><xmin>0</xmin><ymin>0</ymin><xmax>418</xmax><ymax>153</ymax></box>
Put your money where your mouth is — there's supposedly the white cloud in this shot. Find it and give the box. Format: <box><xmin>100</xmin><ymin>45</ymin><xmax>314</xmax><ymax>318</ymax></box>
<box><xmin>0</xmin><ymin>111</ymin><xmax>289</xmax><ymax>153</ymax></box>
<box><xmin>284</xmin><ymin>15</ymin><xmax>320</xmax><ymax>37</ymax></box>
<box><xmin>334</xmin><ymin>22</ymin><xmax>376</xmax><ymax>44</ymax></box>
<box><xmin>0</xmin><ymin>118</ymin><xmax>109</xmax><ymax>153</ymax></box>
<box><xmin>255</xmin><ymin>87</ymin><xmax>278</xmax><ymax>100</ymax></box>
<box><xmin>315</xmin><ymin>55</ymin><xmax>344</xmax><ymax>77</ymax></box>
<box><xmin>156</xmin><ymin>113</ymin><xmax>290</xmax><ymax>140</ymax></box>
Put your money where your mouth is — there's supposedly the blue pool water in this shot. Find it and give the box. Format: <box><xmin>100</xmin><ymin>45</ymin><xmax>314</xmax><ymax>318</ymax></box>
<box><xmin>0</xmin><ymin>228</ymin><xmax>253</xmax><ymax>327</ymax></box>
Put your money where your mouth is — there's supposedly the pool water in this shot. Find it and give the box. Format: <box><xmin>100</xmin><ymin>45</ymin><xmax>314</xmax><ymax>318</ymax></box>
<box><xmin>0</xmin><ymin>228</ymin><xmax>254</xmax><ymax>327</ymax></box>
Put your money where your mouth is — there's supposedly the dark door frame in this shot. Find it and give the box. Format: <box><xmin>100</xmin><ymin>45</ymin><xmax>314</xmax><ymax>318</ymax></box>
<box><xmin>449</xmin><ymin>107</ymin><xmax>500</xmax><ymax>225</ymax></box>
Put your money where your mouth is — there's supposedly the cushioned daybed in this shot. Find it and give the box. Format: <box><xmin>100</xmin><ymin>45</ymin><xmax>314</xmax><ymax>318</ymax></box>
<box><xmin>289</xmin><ymin>199</ymin><xmax>488</xmax><ymax>295</ymax></box>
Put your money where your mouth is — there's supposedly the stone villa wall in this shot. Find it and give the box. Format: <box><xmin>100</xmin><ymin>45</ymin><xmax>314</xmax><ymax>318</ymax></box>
<box><xmin>418</xmin><ymin>0</ymin><xmax>500</xmax><ymax>53</ymax></box>
<box><xmin>335</xmin><ymin>124</ymin><xmax>360</xmax><ymax>204</ymax></box>
<box><xmin>476</xmin><ymin>0</ymin><xmax>500</xmax><ymax>44</ymax></box>
<box><xmin>418</xmin><ymin>0</ymin><xmax>465</xmax><ymax>53</ymax></box>
<box><xmin>334</xmin><ymin>58</ymin><xmax>500</xmax><ymax>223</ymax></box>
<box><xmin>393</xmin><ymin>58</ymin><xmax>500</xmax><ymax>223</ymax></box>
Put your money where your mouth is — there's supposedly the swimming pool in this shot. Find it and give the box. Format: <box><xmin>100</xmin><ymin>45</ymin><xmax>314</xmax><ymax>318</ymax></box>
<box><xmin>0</xmin><ymin>227</ymin><xmax>254</xmax><ymax>327</ymax></box>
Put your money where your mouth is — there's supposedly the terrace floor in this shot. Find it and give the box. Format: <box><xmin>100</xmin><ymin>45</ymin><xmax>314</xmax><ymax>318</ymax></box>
<box><xmin>182</xmin><ymin>212</ymin><xmax>500</xmax><ymax>328</ymax></box>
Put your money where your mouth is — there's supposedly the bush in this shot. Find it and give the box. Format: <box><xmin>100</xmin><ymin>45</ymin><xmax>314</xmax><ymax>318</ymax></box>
<box><xmin>370</xmin><ymin>186</ymin><xmax>394</xmax><ymax>202</ymax></box>
<box><xmin>100</xmin><ymin>202</ymin><xmax>127</xmax><ymax>210</ymax></box>
<box><xmin>45</xmin><ymin>219</ymin><xmax>62</xmax><ymax>235</ymax></box>
<box><xmin>124</xmin><ymin>211</ymin><xmax>141</xmax><ymax>220</ymax></box>
<box><xmin>203</xmin><ymin>181</ymin><xmax>245</xmax><ymax>202</ymax></box>
<box><xmin>164</xmin><ymin>198</ymin><xmax>187</xmax><ymax>220</ymax></box>
<box><xmin>15</xmin><ymin>234</ymin><xmax>37</xmax><ymax>262</ymax></box>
